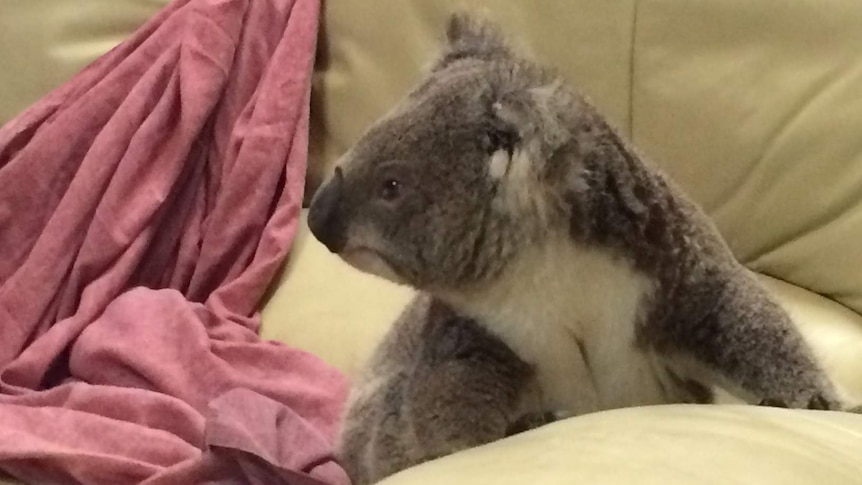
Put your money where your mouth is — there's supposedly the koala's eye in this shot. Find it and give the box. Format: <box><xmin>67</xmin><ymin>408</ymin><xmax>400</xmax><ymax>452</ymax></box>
<box><xmin>380</xmin><ymin>178</ymin><xmax>401</xmax><ymax>201</ymax></box>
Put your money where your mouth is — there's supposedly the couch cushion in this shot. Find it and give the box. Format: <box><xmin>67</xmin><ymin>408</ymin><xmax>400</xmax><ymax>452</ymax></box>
<box><xmin>309</xmin><ymin>0</ymin><xmax>862</xmax><ymax>316</ymax></box>
<box><xmin>377</xmin><ymin>404</ymin><xmax>862</xmax><ymax>485</ymax></box>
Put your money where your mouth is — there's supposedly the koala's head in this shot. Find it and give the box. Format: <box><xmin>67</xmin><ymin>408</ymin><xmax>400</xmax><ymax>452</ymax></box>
<box><xmin>308</xmin><ymin>14</ymin><xmax>590</xmax><ymax>293</ymax></box>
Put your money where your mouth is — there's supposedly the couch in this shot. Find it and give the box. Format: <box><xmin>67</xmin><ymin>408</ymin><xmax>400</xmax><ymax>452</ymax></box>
<box><xmin>2</xmin><ymin>1</ymin><xmax>862</xmax><ymax>484</ymax></box>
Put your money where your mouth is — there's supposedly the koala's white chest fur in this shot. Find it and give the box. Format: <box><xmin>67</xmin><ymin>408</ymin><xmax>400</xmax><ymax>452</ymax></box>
<box><xmin>451</xmin><ymin>235</ymin><xmax>671</xmax><ymax>414</ymax></box>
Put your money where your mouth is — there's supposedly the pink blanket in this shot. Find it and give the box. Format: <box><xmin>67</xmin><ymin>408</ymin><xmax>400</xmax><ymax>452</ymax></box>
<box><xmin>0</xmin><ymin>0</ymin><xmax>350</xmax><ymax>483</ymax></box>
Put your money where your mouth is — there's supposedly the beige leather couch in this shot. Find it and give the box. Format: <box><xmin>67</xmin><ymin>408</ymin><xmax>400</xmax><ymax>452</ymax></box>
<box><xmin>3</xmin><ymin>1</ymin><xmax>862</xmax><ymax>484</ymax></box>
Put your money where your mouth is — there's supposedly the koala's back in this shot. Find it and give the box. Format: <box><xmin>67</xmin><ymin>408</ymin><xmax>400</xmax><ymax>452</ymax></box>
<box><xmin>338</xmin><ymin>294</ymin><xmax>541</xmax><ymax>485</ymax></box>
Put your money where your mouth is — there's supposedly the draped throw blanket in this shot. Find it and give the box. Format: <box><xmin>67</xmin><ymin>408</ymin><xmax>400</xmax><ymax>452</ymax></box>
<box><xmin>0</xmin><ymin>0</ymin><xmax>350</xmax><ymax>483</ymax></box>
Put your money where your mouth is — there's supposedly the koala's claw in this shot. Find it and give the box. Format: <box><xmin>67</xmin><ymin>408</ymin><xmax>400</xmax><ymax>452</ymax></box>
<box><xmin>757</xmin><ymin>393</ymin><xmax>840</xmax><ymax>411</ymax></box>
<box><xmin>545</xmin><ymin>410</ymin><xmax>574</xmax><ymax>422</ymax></box>
<box><xmin>806</xmin><ymin>394</ymin><xmax>831</xmax><ymax>410</ymax></box>
<box><xmin>758</xmin><ymin>398</ymin><xmax>788</xmax><ymax>408</ymax></box>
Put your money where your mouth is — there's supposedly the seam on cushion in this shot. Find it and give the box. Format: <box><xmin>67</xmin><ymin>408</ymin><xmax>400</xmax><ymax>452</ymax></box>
<box><xmin>627</xmin><ymin>0</ymin><xmax>640</xmax><ymax>140</ymax></box>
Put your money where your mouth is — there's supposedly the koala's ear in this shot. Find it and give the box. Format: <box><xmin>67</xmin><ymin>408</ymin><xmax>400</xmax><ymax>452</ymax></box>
<box><xmin>485</xmin><ymin>81</ymin><xmax>573</xmax><ymax>187</ymax></box>
<box><xmin>435</xmin><ymin>13</ymin><xmax>513</xmax><ymax>69</ymax></box>
<box><xmin>492</xmin><ymin>80</ymin><xmax>571</xmax><ymax>159</ymax></box>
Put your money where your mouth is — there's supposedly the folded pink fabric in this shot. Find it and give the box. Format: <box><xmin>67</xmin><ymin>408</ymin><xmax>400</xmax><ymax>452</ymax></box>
<box><xmin>0</xmin><ymin>0</ymin><xmax>350</xmax><ymax>483</ymax></box>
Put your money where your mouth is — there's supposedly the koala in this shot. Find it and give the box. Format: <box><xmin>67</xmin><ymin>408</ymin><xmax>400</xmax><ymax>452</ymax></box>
<box><xmin>311</xmin><ymin>12</ymin><xmax>852</xmax><ymax>484</ymax></box>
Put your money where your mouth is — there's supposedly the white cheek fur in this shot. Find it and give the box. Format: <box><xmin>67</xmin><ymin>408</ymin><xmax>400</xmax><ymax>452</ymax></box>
<box><xmin>487</xmin><ymin>146</ymin><xmax>557</xmax><ymax>228</ymax></box>
<box><xmin>488</xmin><ymin>149</ymin><xmax>510</xmax><ymax>180</ymax></box>
<box><xmin>341</xmin><ymin>224</ymin><xmax>407</xmax><ymax>285</ymax></box>
<box><xmin>342</xmin><ymin>249</ymin><xmax>405</xmax><ymax>286</ymax></box>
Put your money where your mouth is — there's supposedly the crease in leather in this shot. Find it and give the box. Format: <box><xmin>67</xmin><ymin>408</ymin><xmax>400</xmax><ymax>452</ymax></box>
<box><xmin>739</xmin><ymin>62</ymin><xmax>862</xmax><ymax>258</ymax></box>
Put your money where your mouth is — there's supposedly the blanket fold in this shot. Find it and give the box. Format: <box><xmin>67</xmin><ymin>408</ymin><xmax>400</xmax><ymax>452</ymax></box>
<box><xmin>0</xmin><ymin>0</ymin><xmax>349</xmax><ymax>483</ymax></box>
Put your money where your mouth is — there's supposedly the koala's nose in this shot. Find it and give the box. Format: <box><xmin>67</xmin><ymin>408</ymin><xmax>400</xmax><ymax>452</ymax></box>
<box><xmin>308</xmin><ymin>167</ymin><xmax>347</xmax><ymax>253</ymax></box>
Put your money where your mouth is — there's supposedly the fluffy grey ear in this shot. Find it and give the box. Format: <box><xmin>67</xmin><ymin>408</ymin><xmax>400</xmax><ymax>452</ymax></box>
<box><xmin>485</xmin><ymin>80</ymin><xmax>574</xmax><ymax>198</ymax></box>
<box><xmin>436</xmin><ymin>13</ymin><xmax>513</xmax><ymax>68</ymax></box>
<box><xmin>492</xmin><ymin>81</ymin><xmax>571</xmax><ymax>160</ymax></box>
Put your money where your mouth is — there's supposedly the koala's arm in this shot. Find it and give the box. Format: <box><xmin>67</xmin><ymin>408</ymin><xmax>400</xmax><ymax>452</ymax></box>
<box><xmin>662</xmin><ymin>270</ymin><xmax>842</xmax><ymax>410</ymax></box>
<box><xmin>337</xmin><ymin>295</ymin><xmax>546</xmax><ymax>485</ymax></box>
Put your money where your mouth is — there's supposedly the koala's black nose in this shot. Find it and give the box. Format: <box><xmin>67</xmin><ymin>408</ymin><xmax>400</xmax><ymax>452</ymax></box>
<box><xmin>308</xmin><ymin>167</ymin><xmax>347</xmax><ymax>253</ymax></box>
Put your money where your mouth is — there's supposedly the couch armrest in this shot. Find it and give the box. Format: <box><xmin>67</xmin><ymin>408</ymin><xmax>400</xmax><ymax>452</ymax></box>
<box><xmin>379</xmin><ymin>404</ymin><xmax>862</xmax><ymax>485</ymax></box>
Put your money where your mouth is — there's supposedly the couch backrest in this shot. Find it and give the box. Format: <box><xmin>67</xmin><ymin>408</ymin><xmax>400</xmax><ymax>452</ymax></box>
<box><xmin>0</xmin><ymin>1</ymin><xmax>170</xmax><ymax>119</ymax></box>
<box><xmin>2</xmin><ymin>0</ymin><xmax>861</xmax><ymax>315</ymax></box>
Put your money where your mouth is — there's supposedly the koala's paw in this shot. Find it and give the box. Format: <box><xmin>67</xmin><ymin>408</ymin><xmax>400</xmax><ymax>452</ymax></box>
<box><xmin>505</xmin><ymin>410</ymin><xmax>571</xmax><ymax>436</ymax></box>
<box><xmin>757</xmin><ymin>398</ymin><xmax>788</xmax><ymax>408</ymax></box>
<box><xmin>757</xmin><ymin>392</ymin><xmax>841</xmax><ymax>411</ymax></box>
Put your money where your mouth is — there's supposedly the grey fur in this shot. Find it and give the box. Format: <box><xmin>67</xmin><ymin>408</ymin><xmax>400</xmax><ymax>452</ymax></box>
<box><xmin>338</xmin><ymin>294</ymin><xmax>550</xmax><ymax>485</ymax></box>
<box><xmin>311</xmin><ymin>13</ymin><xmax>849</xmax><ymax>484</ymax></box>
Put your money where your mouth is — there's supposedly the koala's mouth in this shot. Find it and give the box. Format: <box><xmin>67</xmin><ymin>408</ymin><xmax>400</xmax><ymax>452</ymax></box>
<box><xmin>340</xmin><ymin>246</ymin><xmax>406</xmax><ymax>285</ymax></box>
